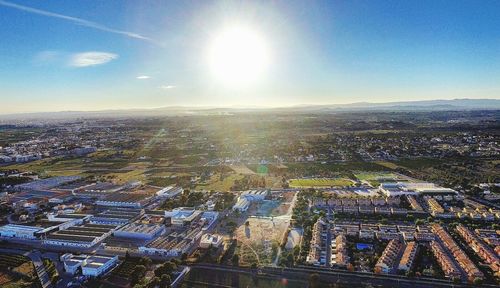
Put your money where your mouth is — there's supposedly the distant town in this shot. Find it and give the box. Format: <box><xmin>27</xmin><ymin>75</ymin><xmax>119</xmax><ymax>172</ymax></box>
<box><xmin>0</xmin><ymin>110</ymin><xmax>498</xmax><ymax>288</ymax></box>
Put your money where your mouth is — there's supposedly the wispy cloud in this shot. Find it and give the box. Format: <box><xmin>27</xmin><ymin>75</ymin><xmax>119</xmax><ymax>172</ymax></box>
<box><xmin>33</xmin><ymin>50</ymin><xmax>60</xmax><ymax>65</ymax></box>
<box><xmin>159</xmin><ymin>85</ymin><xmax>176</xmax><ymax>89</ymax></box>
<box><xmin>136</xmin><ymin>75</ymin><xmax>151</xmax><ymax>80</ymax></box>
<box><xmin>69</xmin><ymin>52</ymin><xmax>118</xmax><ymax>67</ymax></box>
<box><xmin>0</xmin><ymin>0</ymin><xmax>157</xmax><ymax>44</ymax></box>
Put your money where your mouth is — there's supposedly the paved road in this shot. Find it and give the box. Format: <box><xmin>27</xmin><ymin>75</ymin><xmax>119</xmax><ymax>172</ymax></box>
<box><xmin>467</xmin><ymin>196</ymin><xmax>500</xmax><ymax>210</ymax></box>
<box><xmin>42</xmin><ymin>252</ymin><xmax>73</xmax><ymax>288</ymax></box>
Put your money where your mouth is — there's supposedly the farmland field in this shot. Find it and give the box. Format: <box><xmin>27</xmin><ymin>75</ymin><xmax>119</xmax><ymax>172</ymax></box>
<box><xmin>288</xmin><ymin>178</ymin><xmax>354</xmax><ymax>188</ymax></box>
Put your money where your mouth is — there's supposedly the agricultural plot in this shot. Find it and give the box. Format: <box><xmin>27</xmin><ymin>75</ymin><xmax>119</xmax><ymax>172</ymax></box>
<box><xmin>0</xmin><ymin>272</ymin><xmax>12</xmax><ymax>285</ymax></box>
<box><xmin>288</xmin><ymin>178</ymin><xmax>354</xmax><ymax>188</ymax></box>
<box><xmin>195</xmin><ymin>173</ymin><xmax>244</xmax><ymax>191</ymax></box>
<box><xmin>0</xmin><ymin>254</ymin><xmax>31</xmax><ymax>269</ymax></box>
<box><xmin>0</xmin><ymin>253</ymin><xmax>35</xmax><ymax>283</ymax></box>
<box><xmin>230</xmin><ymin>164</ymin><xmax>256</xmax><ymax>175</ymax></box>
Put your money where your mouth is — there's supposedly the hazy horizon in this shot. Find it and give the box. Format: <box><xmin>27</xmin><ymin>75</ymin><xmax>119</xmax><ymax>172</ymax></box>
<box><xmin>1</xmin><ymin>0</ymin><xmax>500</xmax><ymax>114</ymax></box>
<box><xmin>0</xmin><ymin>98</ymin><xmax>499</xmax><ymax>117</ymax></box>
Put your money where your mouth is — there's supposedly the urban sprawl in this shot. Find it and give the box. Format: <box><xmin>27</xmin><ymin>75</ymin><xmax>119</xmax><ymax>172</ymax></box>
<box><xmin>0</xmin><ymin>111</ymin><xmax>498</xmax><ymax>288</ymax></box>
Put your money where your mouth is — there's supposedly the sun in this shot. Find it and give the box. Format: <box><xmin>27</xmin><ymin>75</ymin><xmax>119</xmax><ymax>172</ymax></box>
<box><xmin>208</xmin><ymin>26</ymin><xmax>269</xmax><ymax>87</ymax></box>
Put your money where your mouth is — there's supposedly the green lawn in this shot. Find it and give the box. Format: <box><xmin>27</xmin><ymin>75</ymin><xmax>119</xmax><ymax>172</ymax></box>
<box><xmin>354</xmin><ymin>172</ymin><xmax>400</xmax><ymax>181</ymax></box>
<box><xmin>288</xmin><ymin>178</ymin><xmax>354</xmax><ymax>188</ymax></box>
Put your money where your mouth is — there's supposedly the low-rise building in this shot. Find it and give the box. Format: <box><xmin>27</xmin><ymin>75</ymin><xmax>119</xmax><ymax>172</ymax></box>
<box><xmin>456</xmin><ymin>225</ymin><xmax>500</xmax><ymax>277</ymax></box>
<box><xmin>166</xmin><ymin>208</ymin><xmax>203</xmax><ymax>226</ymax></box>
<box><xmin>61</xmin><ymin>253</ymin><xmax>118</xmax><ymax>277</ymax></box>
<box><xmin>139</xmin><ymin>227</ymin><xmax>203</xmax><ymax>257</ymax></box>
<box><xmin>156</xmin><ymin>186</ymin><xmax>183</xmax><ymax>199</ymax></box>
<box><xmin>430</xmin><ymin>241</ymin><xmax>461</xmax><ymax>280</ymax></box>
<box><xmin>425</xmin><ymin>197</ymin><xmax>444</xmax><ymax>214</ymax></box>
<box><xmin>432</xmin><ymin>224</ymin><xmax>484</xmax><ymax>282</ymax></box>
<box><xmin>0</xmin><ymin>224</ymin><xmax>43</xmax><ymax>239</ymax></box>
<box><xmin>232</xmin><ymin>190</ymin><xmax>267</xmax><ymax>212</ymax></box>
<box><xmin>307</xmin><ymin>218</ymin><xmax>328</xmax><ymax>266</ymax></box>
<box><xmin>398</xmin><ymin>242</ymin><xmax>417</xmax><ymax>272</ymax></box>
<box><xmin>43</xmin><ymin>223</ymin><xmax>116</xmax><ymax>248</ymax></box>
<box><xmin>114</xmin><ymin>223</ymin><xmax>165</xmax><ymax>240</ymax></box>
<box><xmin>199</xmin><ymin>233</ymin><xmax>223</xmax><ymax>249</ymax></box>
<box><xmin>331</xmin><ymin>233</ymin><xmax>349</xmax><ymax>268</ymax></box>
<box><xmin>375</xmin><ymin>239</ymin><xmax>402</xmax><ymax>273</ymax></box>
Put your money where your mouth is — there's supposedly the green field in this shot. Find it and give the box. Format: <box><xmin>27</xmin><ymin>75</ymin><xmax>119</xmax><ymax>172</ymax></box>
<box><xmin>354</xmin><ymin>172</ymin><xmax>409</xmax><ymax>186</ymax></box>
<box><xmin>288</xmin><ymin>178</ymin><xmax>353</xmax><ymax>188</ymax></box>
<box><xmin>195</xmin><ymin>173</ymin><xmax>244</xmax><ymax>191</ymax></box>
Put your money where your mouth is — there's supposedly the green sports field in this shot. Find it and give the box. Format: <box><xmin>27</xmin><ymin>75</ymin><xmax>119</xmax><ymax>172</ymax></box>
<box><xmin>288</xmin><ymin>178</ymin><xmax>354</xmax><ymax>188</ymax></box>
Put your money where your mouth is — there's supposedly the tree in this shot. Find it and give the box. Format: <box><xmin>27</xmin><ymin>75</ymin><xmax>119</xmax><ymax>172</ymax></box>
<box><xmin>149</xmin><ymin>276</ymin><xmax>160</xmax><ymax>288</ymax></box>
<box><xmin>164</xmin><ymin>261</ymin><xmax>177</xmax><ymax>273</ymax></box>
<box><xmin>415</xmin><ymin>219</ymin><xmax>424</xmax><ymax>226</ymax></box>
<box><xmin>131</xmin><ymin>265</ymin><xmax>147</xmax><ymax>285</ymax></box>
<box><xmin>160</xmin><ymin>274</ymin><xmax>172</xmax><ymax>288</ymax></box>
<box><xmin>139</xmin><ymin>256</ymin><xmax>152</xmax><ymax>267</ymax></box>
<box><xmin>135</xmin><ymin>265</ymin><xmax>147</xmax><ymax>275</ymax></box>
<box><xmin>473</xmin><ymin>278</ymin><xmax>483</xmax><ymax>286</ymax></box>
<box><xmin>154</xmin><ymin>260</ymin><xmax>177</xmax><ymax>277</ymax></box>
<box><xmin>309</xmin><ymin>273</ymin><xmax>320</xmax><ymax>288</ymax></box>
<box><xmin>231</xmin><ymin>254</ymin><xmax>239</xmax><ymax>266</ymax></box>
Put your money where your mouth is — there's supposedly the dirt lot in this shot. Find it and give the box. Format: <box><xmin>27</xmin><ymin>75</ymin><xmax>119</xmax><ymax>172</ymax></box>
<box><xmin>234</xmin><ymin>217</ymin><xmax>289</xmax><ymax>265</ymax></box>
<box><xmin>230</xmin><ymin>164</ymin><xmax>256</xmax><ymax>175</ymax></box>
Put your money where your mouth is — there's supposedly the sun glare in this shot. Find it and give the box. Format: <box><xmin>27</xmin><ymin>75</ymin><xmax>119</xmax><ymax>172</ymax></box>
<box><xmin>208</xmin><ymin>26</ymin><xmax>269</xmax><ymax>87</ymax></box>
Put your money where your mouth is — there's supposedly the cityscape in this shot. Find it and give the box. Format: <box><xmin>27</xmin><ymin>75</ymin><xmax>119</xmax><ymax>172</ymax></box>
<box><xmin>1</xmin><ymin>1</ymin><xmax>499</xmax><ymax>288</ymax></box>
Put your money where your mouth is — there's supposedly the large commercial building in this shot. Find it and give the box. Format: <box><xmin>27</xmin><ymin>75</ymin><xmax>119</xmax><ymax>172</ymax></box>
<box><xmin>0</xmin><ymin>224</ymin><xmax>44</xmax><ymax>239</ymax></box>
<box><xmin>43</xmin><ymin>223</ymin><xmax>116</xmax><ymax>248</ymax></box>
<box><xmin>61</xmin><ymin>253</ymin><xmax>119</xmax><ymax>277</ymax></box>
<box><xmin>156</xmin><ymin>186</ymin><xmax>183</xmax><ymax>199</ymax></box>
<box><xmin>232</xmin><ymin>190</ymin><xmax>267</xmax><ymax>212</ymax></box>
<box><xmin>13</xmin><ymin>176</ymin><xmax>81</xmax><ymax>191</ymax></box>
<box><xmin>96</xmin><ymin>192</ymin><xmax>151</xmax><ymax>208</ymax></box>
<box><xmin>165</xmin><ymin>208</ymin><xmax>203</xmax><ymax>226</ymax></box>
<box><xmin>380</xmin><ymin>182</ymin><xmax>457</xmax><ymax>197</ymax></box>
<box><xmin>71</xmin><ymin>182</ymin><xmax>125</xmax><ymax>199</ymax></box>
<box><xmin>114</xmin><ymin>223</ymin><xmax>165</xmax><ymax>240</ymax></box>
<box><xmin>90</xmin><ymin>208</ymin><xmax>143</xmax><ymax>225</ymax></box>
<box><xmin>139</xmin><ymin>227</ymin><xmax>203</xmax><ymax>257</ymax></box>
<box><xmin>199</xmin><ymin>233</ymin><xmax>223</xmax><ymax>249</ymax></box>
<box><xmin>47</xmin><ymin>213</ymin><xmax>91</xmax><ymax>223</ymax></box>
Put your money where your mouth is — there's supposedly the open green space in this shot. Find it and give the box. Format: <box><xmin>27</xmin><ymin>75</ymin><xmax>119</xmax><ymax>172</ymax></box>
<box><xmin>289</xmin><ymin>178</ymin><xmax>354</xmax><ymax>188</ymax></box>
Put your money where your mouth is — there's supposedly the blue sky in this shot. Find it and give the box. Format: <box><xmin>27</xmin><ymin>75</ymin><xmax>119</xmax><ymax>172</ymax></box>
<box><xmin>0</xmin><ymin>0</ymin><xmax>499</xmax><ymax>113</ymax></box>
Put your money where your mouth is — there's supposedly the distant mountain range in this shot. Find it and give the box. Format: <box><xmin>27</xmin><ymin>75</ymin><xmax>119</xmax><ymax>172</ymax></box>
<box><xmin>278</xmin><ymin>98</ymin><xmax>500</xmax><ymax>112</ymax></box>
<box><xmin>1</xmin><ymin>98</ymin><xmax>499</xmax><ymax>120</ymax></box>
